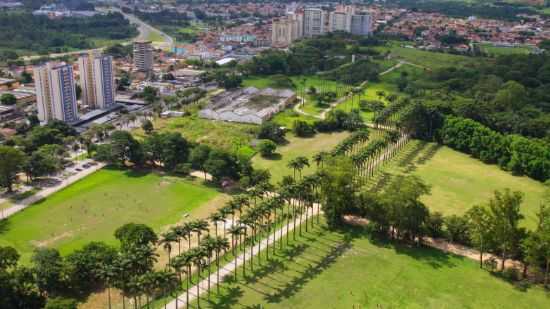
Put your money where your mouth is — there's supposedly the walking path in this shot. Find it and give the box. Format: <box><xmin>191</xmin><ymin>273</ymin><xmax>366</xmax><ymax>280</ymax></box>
<box><xmin>0</xmin><ymin>162</ymin><xmax>105</xmax><ymax>219</ymax></box>
<box><xmin>343</xmin><ymin>216</ymin><xmax>523</xmax><ymax>271</ymax></box>
<box><xmin>293</xmin><ymin>60</ymin><xmax>426</xmax><ymax>120</ymax></box>
<box><xmin>165</xmin><ymin>204</ymin><xmax>316</xmax><ymax>309</ymax></box>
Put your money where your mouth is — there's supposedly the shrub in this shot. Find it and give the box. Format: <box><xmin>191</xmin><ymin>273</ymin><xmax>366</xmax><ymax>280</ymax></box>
<box><xmin>258</xmin><ymin>140</ymin><xmax>277</xmax><ymax>157</ymax></box>
<box><xmin>292</xmin><ymin>120</ymin><xmax>316</xmax><ymax>137</ymax></box>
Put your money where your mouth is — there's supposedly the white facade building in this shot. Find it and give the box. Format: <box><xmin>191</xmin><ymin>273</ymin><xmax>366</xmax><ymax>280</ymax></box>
<box><xmin>303</xmin><ymin>8</ymin><xmax>326</xmax><ymax>38</ymax></box>
<box><xmin>79</xmin><ymin>53</ymin><xmax>116</xmax><ymax>110</ymax></box>
<box><xmin>272</xmin><ymin>12</ymin><xmax>303</xmax><ymax>47</ymax></box>
<box><xmin>34</xmin><ymin>63</ymin><xmax>79</xmax><ymax>123</ymax></box>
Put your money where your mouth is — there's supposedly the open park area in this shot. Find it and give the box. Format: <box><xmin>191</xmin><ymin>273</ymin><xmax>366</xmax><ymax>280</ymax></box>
<box><xmin>0</xmin><ymin>168</ymin><xmax>225</xmax><ymax>263</ymax></box>
<box><xmin>192</xmin><ymin>220</ymin><xmax>550</xmax><ymax>308</ymax></box>
<box><xmin>367</xmin><ymin>140</ymin><xmax>549</xmax><ymax>229</ymax></box>
<box><xmin>252</xmin><ymin>132</ymin><xmax>351</xmax><ymax>184</ymax></box>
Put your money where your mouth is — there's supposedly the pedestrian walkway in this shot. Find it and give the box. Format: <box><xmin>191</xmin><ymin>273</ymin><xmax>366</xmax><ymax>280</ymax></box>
<box><xmin>165</xmin><ymin>206</ymin><xmax>316</xmax><ymax>309</ymax></box>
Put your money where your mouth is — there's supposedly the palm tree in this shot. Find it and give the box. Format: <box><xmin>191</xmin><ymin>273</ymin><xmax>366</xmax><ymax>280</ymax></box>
<box><xmin>176</xmin><ymin>251</ymin><xmax>194</xmax><ymax>308</ymax></box>
<box><xmin>181</xmin><ymin>222</ymin><xmax>194</xmax><ymax>251</ymax></box>
<box><xmin>200</xmin><ymin>236</ymin><xmax>217</xmax><ymax>298</ymax></box>
<box><xmin>219</xmin><ymin>205</ymin><xmax>232</xmax><ymax>241</ymax></box>
<box><xmin>159</xmin><ymin>231</ymin><xmax>178</xmax><ymax>267</ymax></box>
<box><xmin>171</xmin><ymin>225</ymin><xmax>186</xmax><ymax>255</ymax></box>
<box><xmin>98</xmin><ymin>264</ymin><xmax>117</xmax><ymax>309</ymax></box>
<box><xmin>191</xmin><ymin>219</ymin><xmax>210</xmax><ymax>247</ymax></box>
<box><xmin>190</xmin><ymin>247</ymin><xmax>206</xmax><ymax>308</ymax></box>
<box><xmin>228</xmin><ymin>225</ymin><xmax>243</xmax><ymax>281</ymax></box>
<box><xmin>212</xmin><ymin>236</ymin><xmax>230</xmax><ymax>294</ymax></box>
<box><xmin>209</xmin><ymin>212</ymin><xmax>224</xmax><ymax>238</ymax></box>
<box><xmin>290</xmin><ymin>156</ymin><xmax>310</xmax><ymax>180</ymax></box>
<box><xmin>287</xmin><ymin>158</ymin><xmax>301</xmax><ymax>181</ymax></box>
<box><xmin>313</xmin><ymin>151</ymin><xmax>328</xmax><ymax>169</ymax></box>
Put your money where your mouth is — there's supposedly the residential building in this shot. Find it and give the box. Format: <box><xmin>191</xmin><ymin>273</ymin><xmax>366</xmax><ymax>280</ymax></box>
<box><xmin>133</xmin><ymin>40</ymin><xmax>153</xmax><ymax>74</ymax></box>
<box><xmin>34</xmin><ymin>63</ymin><xmax>79</xmax><ymax>123</ymax></box>
<box><xmin>78</xmin><ymin>53</ymin><xmax>116</xmax><ymax>109</ymax></box>
<box><xmin>351</xmin><ymin>12</ymin><xmax>373</xmax><ymax>36</ymax></box>
<box><xmin>272</xmin><ymin>13</ymin><xmax>303</xmax><ymax>47</ymax></box>
<box><xmin>303</xmin><ymin>8</ymin><xmax>326</xmax><ymax>38</ymax></box>
<box><xmin>329</xmin><ymin>11</ymin><xmax>350</xmax><ymax>32</ymax></box>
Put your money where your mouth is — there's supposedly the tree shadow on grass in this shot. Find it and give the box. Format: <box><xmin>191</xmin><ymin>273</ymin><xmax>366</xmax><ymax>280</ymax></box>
<box><xmin>263</xmin><ymin>238</ymin><xmax>353</xmax><ymax>304</ymax></box>
<box><xmin>489</xmin><ymin>270</ymin><xmax>534</xmax><ymax>293</ymax></box>
<box><xmin>261</xmin><ymin>153</ymin><xmax>282</xmax><ymax>161</ymax></box>
<box><xmin>0</xmin><ymin>219</ymin><xmax>10</xmax><ymax>235</ymax></box>
<box><xmin>203</xmin><ymin>286</ymin><xmax>244</xmax><ymax>309</ymax></box>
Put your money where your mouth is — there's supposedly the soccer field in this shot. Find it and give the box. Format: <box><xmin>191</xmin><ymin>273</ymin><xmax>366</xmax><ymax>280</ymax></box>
<box><xmin>0</xmin><ymin>168</ymin><xmax>222</xmax><ymax>263</ymax></box>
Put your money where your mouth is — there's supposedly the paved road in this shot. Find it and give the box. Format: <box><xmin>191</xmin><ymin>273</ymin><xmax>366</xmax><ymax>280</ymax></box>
<box><xmin>111</xmin><ymin>8</ymin><xmax>174</xmax><ymax>50</ymax></box>
<box><xmin>20</xmin><ymin>8</ymin><xmax>173</xmax><ymax>61</ymax></box>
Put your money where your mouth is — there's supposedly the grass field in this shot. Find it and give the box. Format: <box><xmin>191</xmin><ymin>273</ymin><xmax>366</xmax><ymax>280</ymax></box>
<box><xmin>0</xmin><ymin>169</ymin><xmax>222</xmax><ymax>263</ymax></box>
<box><xmin>478</xmin><ymin>43</ymin><xmax>533</xmax><ymax>56</ymax></box>
<box><xmin>375</xmin><ymin>42</ymin><xmax>480</xmax><ymax>69</ymax></box>
<box><xmin>252</xmin><ymin>132</ymin><xmax>350</xmax><ymax>184</ymax></box>
<box><xmin>270</xmin><ymin>108</ymin><xmax>319</xmax><ymax>128</ymax></box>
<box><xmin>135</xmin><ymin>113</ymin><xmax>258</xmax><ymax>155</ymax></box>
<box><xmin>193</xmin><ymin>220</ymin><xmax>550</xmax><ymax>308</ymax></box>
<box><xmin>367</xmin><ymin>140</ymin><xmax>548</xmax><ymax>228</ymax></box>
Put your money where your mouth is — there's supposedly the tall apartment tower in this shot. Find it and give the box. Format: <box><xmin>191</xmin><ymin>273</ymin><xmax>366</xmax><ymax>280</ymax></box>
<box><xmin>329</xmin><ymin>11</ymin><xmax>351</xmax><ymax>32</ymax></box>
<box><xmin>133</xmin><ymin>40</ymin><xmax>153</xmax><ymax>73</ymax></box>
<box><xmin>33</xmin><ymin>63</ymin><xmax>79</xmax><ymax>123</ymax></box>
<box><xmin>303</xmin><ymin>8</ymin><xmax>326</xmax><ymax>38</ymax></box>
<box><xmin>350</xmin><ymin>12</ymin><xmax>373</xmax><ymax>36</ymax></box>
<box><xmin>271</xmin><ymin>12</ymin><xmax>303</xmax><ymax>47</ymax></box>
<box><xmin>78</xmin><ymin>53</ymin><xmax>116</xmax><ymax>110</ymax></box>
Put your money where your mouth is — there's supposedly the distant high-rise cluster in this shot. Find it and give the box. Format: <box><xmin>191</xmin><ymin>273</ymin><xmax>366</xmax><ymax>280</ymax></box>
<box><xmin>133</xmin><ymin>40</ymin><xmax>154</xmax><ymax>74</ymax></box>
<box><xmin>272</xmin><ymin>5</ymin><xmax>372</xmax><ymax>48</ymax></box>
<box><xmin>34</xmin><ymin>52</ymin><xmax>115</xmax><ymax>124</ymax></box>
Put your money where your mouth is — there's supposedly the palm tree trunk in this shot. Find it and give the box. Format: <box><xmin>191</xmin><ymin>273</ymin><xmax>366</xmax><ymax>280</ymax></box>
<box><xmin>108</xmin><ymin>287</ymin><xmax>112</xmax><ymax>309</ymax></box>
<box><xmin>207</xmin><ymin>256</ymin><xmax>211</xmax><ymax>299</ymax></box>
<box><xmin>197</xmin><ymin>264</ymin><xmax>201</xmax><ymax>308</ymax></box>
<box><xmin>186</xmin><ymin>267</ymin><xmax>190</xmax><ymax>309</ymax></box>
<box><xmin>216</xmin><ymin>250</ymin><xmax>220</xmax><ymax>294</ymax></box>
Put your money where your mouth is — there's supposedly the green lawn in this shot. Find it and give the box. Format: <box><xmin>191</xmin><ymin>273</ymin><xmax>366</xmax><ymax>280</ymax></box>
<box><xmin>0</xmin><ymin>169</ymin><xmax>221</xmax><ymax>263</ymax></box>
<box><xmin>478</xmin><ymin>43</ymin><xmax>533</xmax><ymax>56</ymax></box>
<box><xmin>252</xmin><ymin>132</ymin><xmax>350</xmax><ymax>184</ymax></box>
<box><xmin>135</xmin><ymin>114</ymin><xmax>258</xmax><ymax>155</ymax></box>
<box><xmin>271</xmin><ymin>108</ymin><xmax>319</xmax><ymax>128</ymax></box>
<box><xmin>375</xmin><ymin>41</ymin><xmax>480</xmax><ymax>69</ymax></box>
<box><xmin>367</xmin><ymin>140</ymin><xmax>548</xmax><ymax>229</ymax></box>
<box><xmin>193</xmin><ymin>220</ymin><xmax>550</xmax><ymax>308</ymax></box>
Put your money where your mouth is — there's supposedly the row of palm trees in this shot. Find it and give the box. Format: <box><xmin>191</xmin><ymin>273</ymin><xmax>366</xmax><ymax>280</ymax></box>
<box><xmin>154</xmin><ymin>175</ymin><xmax>324</xmax><ymax>308</ymax></box>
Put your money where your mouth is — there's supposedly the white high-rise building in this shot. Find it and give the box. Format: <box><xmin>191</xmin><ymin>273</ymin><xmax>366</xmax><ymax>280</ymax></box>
<box><xmin>303</xmin><ymin>8</ymin><xmax>326</xmax><ymax>38</ymax></box>
<box><xmin>78</xmin><ymin>53</ymin><xmax>116</xmax><ymax>110</ymax></box>
<box><xmin>329</xmin><ymin>11</ymin><xmax>351</xmax><ymax>32</ymax></box>
<box><xmin>133</xmin><ymin>40</ymin><xmax>153</xmax><ymax>74</ymax></box>
<box><xmin>272</xmin><ymin>12</ymin><xmax>303</xmax><ymax>47</ymax></box>
<box><xmin>34</xmin><ymin>63</ymin><xmax>79</xmax><ymax>123</ymax></box>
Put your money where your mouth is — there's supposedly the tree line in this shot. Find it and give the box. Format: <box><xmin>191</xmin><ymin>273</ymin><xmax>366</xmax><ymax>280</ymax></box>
<box><xmin>0</xmin><ymin>12</ymin><xmax>137</xmax><ymax>58</ymax></box>
<box><xmin>0</xmin><ymin>153</ymin><xmax>329</xmax><ymax>308</ymax></box>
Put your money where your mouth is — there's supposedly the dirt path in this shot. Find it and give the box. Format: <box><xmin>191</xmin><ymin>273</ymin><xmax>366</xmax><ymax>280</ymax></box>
<box><xmin>343</xmin><ymin>216</ymin><xmax>522</xmax><ymax>270</ymax></box>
